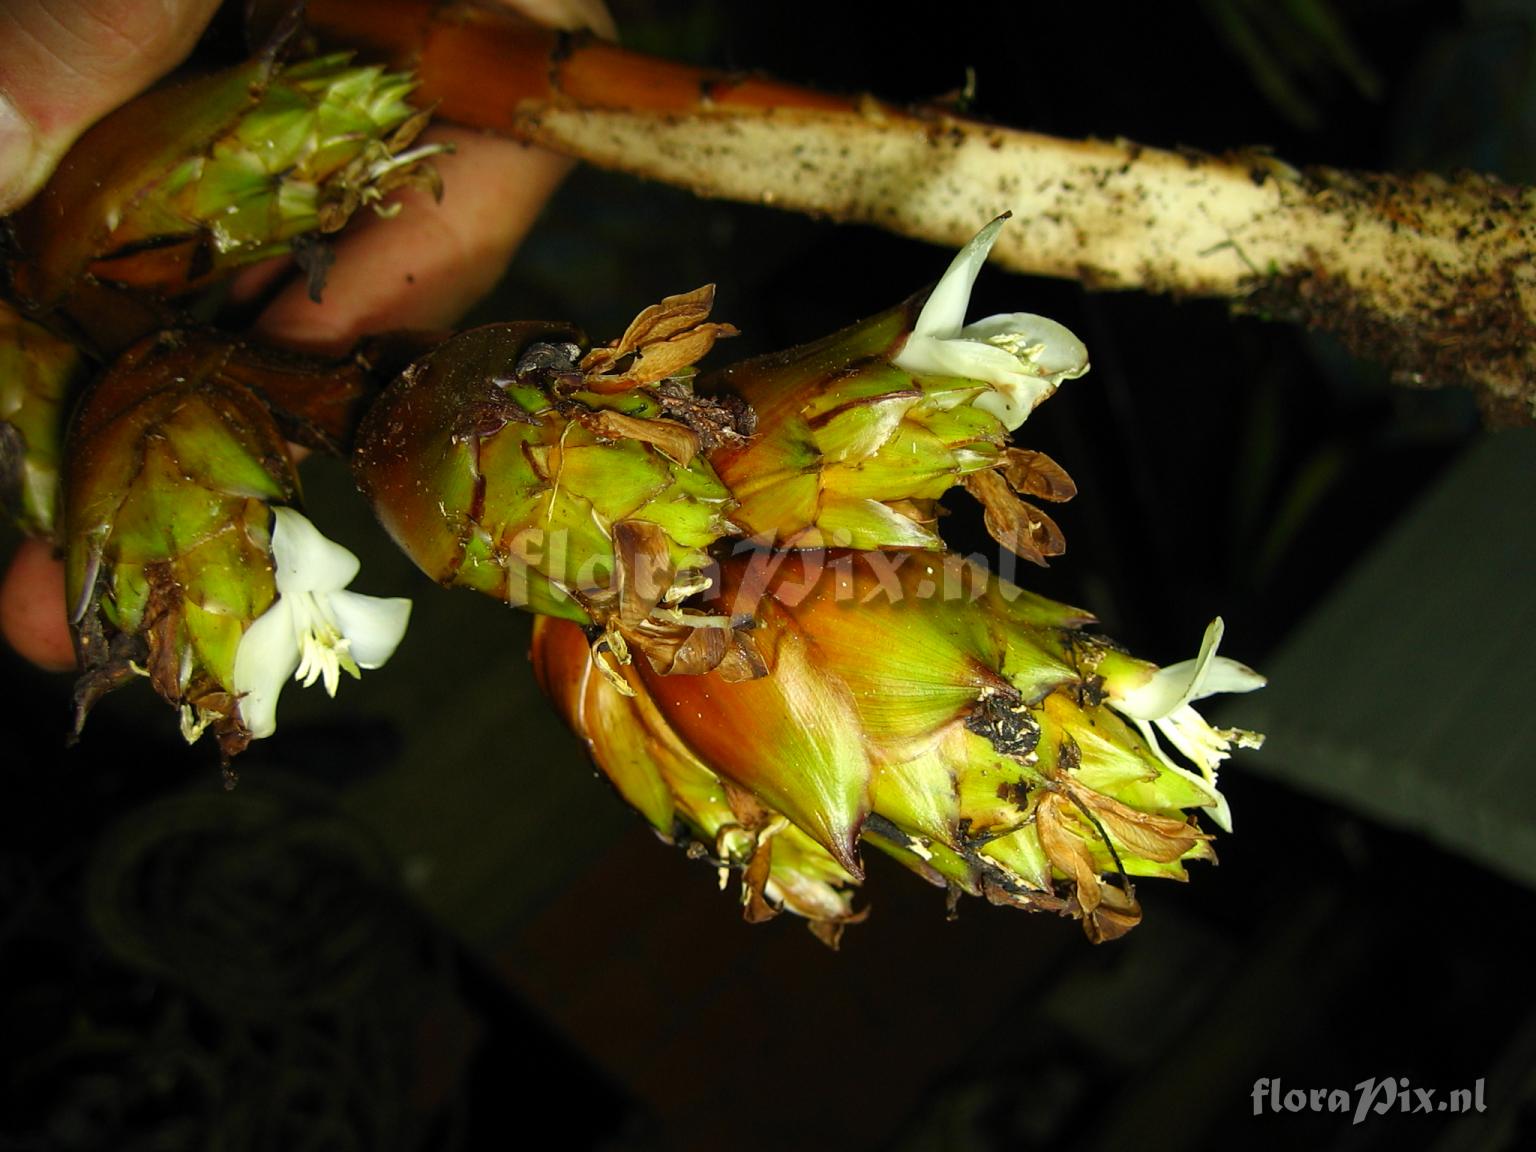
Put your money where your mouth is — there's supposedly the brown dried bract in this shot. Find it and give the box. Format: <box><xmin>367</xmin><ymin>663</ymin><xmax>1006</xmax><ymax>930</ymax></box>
<box><xmin>1001</xmin><ymin>448</ymin><xmax>1077</xmax><ymax>503</ymax></box>
<box><xmin>1068</xmin><ymin>784</ymin><xmax>1210</xmax><ymax>864</ymax></box>
<box><xmin>962</xmin><ymin>468</ymin><xmax>1066</xmax><ymax>566</ymax></box>
<box><xmin>607</xmin><ymin>519</ymin><xmax>766</xmax><ymax>681</ymax></box>
<box><xmin>576</xmin><ymin>409</ymin><xmax>700</xmax><ymax>465</ymax></box>
<box><xmin>1036</xmin><ymin>788</ymin><xmax>1148</xmax><ymax>943</ymax></box>
<box><xmin>655</xmin><ymin>379</ymin><xmax>756</xmax><ymax>451</ymax></box>
<box><xmin>581</xmin><ymin>285</ymin><xmax>739</xmax><ymax>391</ymax></box>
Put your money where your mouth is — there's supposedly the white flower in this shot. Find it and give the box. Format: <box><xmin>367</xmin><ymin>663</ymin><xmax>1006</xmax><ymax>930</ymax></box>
<box><xmin>891</xmin><ymin>214</ymin><xmax>1089</xmax><ymax>430</ymax></box>
<box><xmin>1104</xmin><ymin>618</ymin><xmax>1266</xmax><ymax>833</ymax></box>
<box><xmin>232</xmin><ymin>507</ymin><xmax>412</xmax><ymax>740</ymax></box>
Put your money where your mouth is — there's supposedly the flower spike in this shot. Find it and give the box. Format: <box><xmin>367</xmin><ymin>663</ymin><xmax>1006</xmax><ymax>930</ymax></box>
<box><xmin>62</xmin><ymin>332</ymin><xmax>404</xmax><ymax>759</ymax></box>
<box><xmin>535</xmin><ymin>551</ymin><xmax>1262</xmax><ymax>943</ymax></box>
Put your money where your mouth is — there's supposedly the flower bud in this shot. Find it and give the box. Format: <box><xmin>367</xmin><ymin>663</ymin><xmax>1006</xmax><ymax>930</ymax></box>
<box><xmin>11</xmin><ymin>53</ymin><xmax>444</xmax><ymax>320</ymax></box>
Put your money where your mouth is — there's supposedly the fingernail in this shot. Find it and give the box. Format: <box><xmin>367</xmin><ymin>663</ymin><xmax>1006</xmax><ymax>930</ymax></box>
<box><xmin>0</xmin><ymin>90</ymin><xmax>41</xmax><ymax>215</ymax></box>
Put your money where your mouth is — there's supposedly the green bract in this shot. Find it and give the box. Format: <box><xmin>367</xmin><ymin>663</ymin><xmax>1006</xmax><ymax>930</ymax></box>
<box><xmin>0</xmin><ymin>302</ymin><xmax>87</xmax><ymax>539</ymax></box>
<box><xmin>535</xmin><ymin>615</ymin><xmax>861</xmax><ymax>945</ymax></box>
<box><xmin>354</xmin><ymin>321</ymin><xmax>742</xmax><ymax>634</ymax></box>
<box><xmin>12</xmin><ymin>52</ymin><xmax>442</xmax><ymax>313</ymax></box>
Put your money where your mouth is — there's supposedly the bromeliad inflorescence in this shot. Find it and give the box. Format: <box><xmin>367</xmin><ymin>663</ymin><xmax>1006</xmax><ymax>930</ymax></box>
<box><xmin>353</xmin><ymin>218</ymin><xmax>1267</xmax><ymax>942</ymax></box>
<box><xmin>0</xmin><ymin>24</ymin><xmax>1265</xmax><ymax>942</ymax></box>
<box><xmin>60</xmin><ymin>332</ymin><xmax>412</xmax><ymax>760</ymax></box>
<box><xmin>534</xmin><ymin>550</ymin><xmax>1261</xmax><ymax>944</ymax></box>
<box><xmin>9</xmin><ymin>51</ymin><xmax>446</xmax><ymax>338</ymax></box>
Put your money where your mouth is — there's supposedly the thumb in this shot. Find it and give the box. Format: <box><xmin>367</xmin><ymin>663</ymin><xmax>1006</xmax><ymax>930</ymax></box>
<box><xmin>0</xmin><ymin>0</ymin><xmax>221</xmax><ymax>214</ymax></box>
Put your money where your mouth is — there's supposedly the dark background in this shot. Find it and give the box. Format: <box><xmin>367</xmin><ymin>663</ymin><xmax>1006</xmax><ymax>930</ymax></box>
<box><xmin>3</xmin><ymin>2</ymin><xmax>1533</xmax><ymax>1149</ymax></box>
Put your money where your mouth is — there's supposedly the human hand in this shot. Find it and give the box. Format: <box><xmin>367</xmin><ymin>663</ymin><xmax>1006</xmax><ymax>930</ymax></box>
<box><xmin>1</xmin><ymin>0</ymin><xmax>582</xmax><ymax>672</ymax></box>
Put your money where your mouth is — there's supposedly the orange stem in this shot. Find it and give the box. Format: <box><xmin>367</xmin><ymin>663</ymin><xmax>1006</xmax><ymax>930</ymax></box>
<box><xmin>305</xmin><ymin>0</ymin><xmax>858</xmax><ymax>127</ymax></box>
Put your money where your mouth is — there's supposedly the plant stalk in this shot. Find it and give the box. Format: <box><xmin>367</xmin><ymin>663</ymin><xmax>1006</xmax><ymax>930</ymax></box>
<box><xmin>307</xmin><ymin>0</ymin><xmax>1536</xmax><ymax>420</ymax></box>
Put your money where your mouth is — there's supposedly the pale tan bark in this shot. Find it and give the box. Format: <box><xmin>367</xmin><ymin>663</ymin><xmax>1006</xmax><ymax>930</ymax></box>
<box><xmin>511</xmin><ymin>103</ymin><xmax>1536</xmax><ymax>421</ymax></box>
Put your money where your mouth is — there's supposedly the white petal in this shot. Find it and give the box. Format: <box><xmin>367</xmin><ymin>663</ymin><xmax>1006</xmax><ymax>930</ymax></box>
<box><xmin>1180</xmin><ymin>617</ymin><xmax>1227</xmax><ymax>702</ymax></box>
<box><xmin>232</xmin><ymin>600</ymin><xmax>300</xmax><ymax>739</ymax></box>
<box><xmin>1193</xmin><ymin>657</ymin><xmax>1267</xmax><ymax>700</ymax></box>
<box><xmin>970</xmin><ymin>372</ymin><xmax>1061</xmax><ymax>429</ymax></box>
<box><xmin>1204</xmin><ymin>793</ymin><xmax>1234</xmax><ymax>834</ymax></box>
<box><xmin>893</xmin><ymin>217</ymin><xmax>1089</xmax><ymax>432</ymax></box>
<box><xmin>901</xmin><ymin>331</ymin><xmax>1021</xmax><ymax>378</ymax></box>
<box><xmin>1132</xmin><ymin>716</ymin><xmax>1232</xmax><ymax>832</ymax></box>
<box><xmin>1158</xmin><ymin>704</ymin><xmax>1235</xmax><ymax>775</ymax></box>
<box><xmin>960</xmin><ymin>313</ymin><xmax>1090</xmax><ymax>381</ymax></box>
<box><xmin>1114</xmin><ymin>618</ymin><xmax>1226</xmax><ymax>720</ymax></box>
<box><xmin>270</xmin><ymin>506</ymin><xmax>361</xmax><ymax>593</ymax></box>
<box><xmin>910</xmin><ymin>214</ymin><xmax>1009</xmax><ymax>339</ymax></box>
<box><xmin>1114</xmin><ymin>672</ymin><xmax>1192</xmax><ymax>722</ymax></box>
<box><xmin>897</xmin><ymin>333</ymin><xmax>1049</xmax><ymax>392</ymax></box>
<box><xmin>327</xmin><ymin>589</ymin><xmax>412</xmax><ymax>669</ymax></box>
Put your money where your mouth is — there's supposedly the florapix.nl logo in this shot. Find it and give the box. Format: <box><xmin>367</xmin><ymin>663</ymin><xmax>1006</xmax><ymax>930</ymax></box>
<box><xmin>1252</xmin><ymin>1077</ymin><xmax>1486</xmax><ymax>1125</ymax></box>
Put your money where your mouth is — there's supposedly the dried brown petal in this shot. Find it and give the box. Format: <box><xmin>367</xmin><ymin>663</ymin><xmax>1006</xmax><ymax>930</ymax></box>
<box><xmin>1001</xmin><ymin>448</ymin><xmax>1077</xmax><ymax>503</ymax></box>
<box><xmin>723</xmin><ymin>779</ymin><xmax>774</xmax><ymax>830</ymax></box>
<box><xmin>1037</xmin><ymin>790</ymin><xmax>1148</xmax><ymax>941</ymax></box>
<box><xmin>1036</xmin><ymin>791</ymin><xmax>1104</xmax><ymax>915</ymax></box>
<box><xmin>142</xmin><ymin>564</ymin><xmax>186</xmax><ymax>708</ymax></box>
<box><xmin>741</xmin><ymin>839</ymin><xmax>781</xmax><ymax>924</ymax></box>
<box><xmin>637</xmin><ymin>621</ymin><xmax>767</xmax><ymax>681</ymax></box>
<box><xmin>627</xmin><ymin>323</ymin><xmax>738</xmax><ymax>386</ymax></box>
<box><xmin>581</xmin><ymin>285</ymin><xmax>738</xmax><ymax>390</ymax></box>
<box><xmin>962</xmin><ymin>469</ymin><xmax>1066</xmax><ymax>565</ymax></box>
<box><xmin>612</xmin><ymin>519</ymin><xmax>675</xmax><ymax>629</ymax></box>
<box><xmin>619</xmin><ymin>285</ymin><xmax>718</xmax><ymax>350</ymax></box>
<box><xmin>1068</xmin><ymin>784</ymin><xmax>1210</xmax><ymax>864</ymax></box>
<box><xmin>722</xmin><ymin>783</ymin><xmax>784</xmax><ymax>920</ymax></box>
<box><xmin>1082</xmin><ymin>885</ymin><xmax>1142</xmax><ymax>943</ymax></box>
<box><xmin>609</xmin><ymin>519</ymin><xmax>769</xmax><ymax>681</ymax></box>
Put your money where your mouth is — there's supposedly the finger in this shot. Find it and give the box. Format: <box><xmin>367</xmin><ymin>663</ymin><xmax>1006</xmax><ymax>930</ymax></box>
<box><xmin>255</xmin><ymin>128</ymin><xmax>573</xmax><ymax>353</ymax></box>
<box><xmin>0</xmin><ymin>0</ymin><xmax>223</xmax><ymax>214</ymax></box>
<box><xmin>504</xmin><ymin>0</ymin><xmax>618</xmax><ymax>39</ymax></box>
<box><xmin>0</xmin><ymin>537</ymin><xmax>74</xmax><ymax>671</ymax></box>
